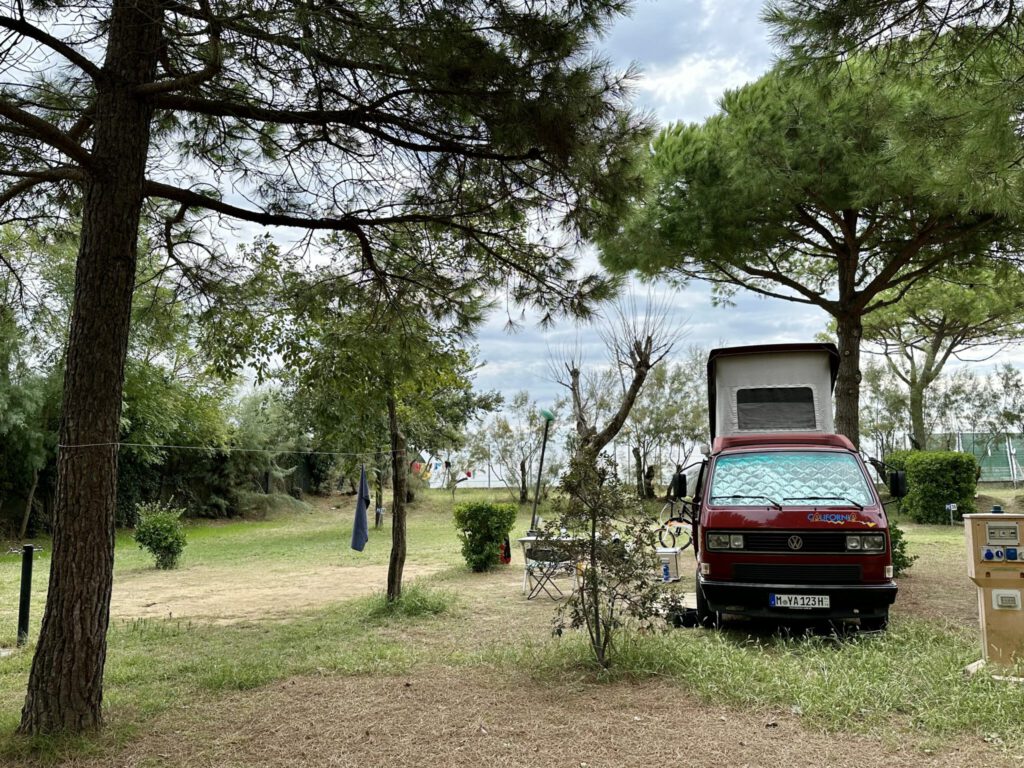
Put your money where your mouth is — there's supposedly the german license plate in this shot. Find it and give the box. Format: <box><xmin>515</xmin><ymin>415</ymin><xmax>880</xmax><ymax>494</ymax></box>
<box><xmin>770</xmin><ymin>593</ymin><xmax>829</xmax><ymax>609</ymax></box>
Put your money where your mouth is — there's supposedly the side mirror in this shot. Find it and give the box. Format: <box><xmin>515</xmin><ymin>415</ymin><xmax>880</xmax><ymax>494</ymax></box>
<box><xmin>888</xmin><ymin>471</ymin><xmax>908</xmax><ymax>499</ymax></box>
<box><xmin>699</xmin><ymin>443</ymin><xmax>711</xmax><ymax>457</ymax></box>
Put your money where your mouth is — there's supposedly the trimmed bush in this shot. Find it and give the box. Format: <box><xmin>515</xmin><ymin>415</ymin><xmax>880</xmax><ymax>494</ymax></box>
<box><xmin>883</xmin><ymin>450</ymin><xmax>912</xmax><ymax>473</ymax></box>
<box><xmin>453</xmin><ymin>501</ymin><xmax>517</xmax><ymax>572</ymax></box>
<box><xmin>134</xmin><ymin>500</ymin><xmax>188</xmax><ymax>569</ymax></box>
<box><xmin>901</xmin><ymin>451</ymin><xmax>978</xmax><ymax>524</ymax></box>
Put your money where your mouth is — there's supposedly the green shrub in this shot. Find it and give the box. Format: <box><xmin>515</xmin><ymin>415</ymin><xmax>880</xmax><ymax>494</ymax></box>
<box><xmin>901</xmin><ymin>451</ymin><xmax>978</xmax><ymax>524</ymax></box>
<box><xmin>888</xmin><ymin>522</ymin><xmax>917</xmax><ymax>576</ymax></box>
<box><xmin>453</xmin><ymin>501</ymin><xmax>517</xmax><ymax>572</ymax></box>
<box><xmin>134</xmin><ymin>501</ymin><xmax>187</xmax><ymax>569</ymax></box>
<box><xmin>883</xmin><ymin>449</ymin><xmax>912</xmax><ymax>472</ymax></box>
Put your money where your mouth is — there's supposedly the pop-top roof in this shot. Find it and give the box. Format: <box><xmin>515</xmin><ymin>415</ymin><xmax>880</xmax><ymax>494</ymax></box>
<box><xmin>707</xmin><ymin>343</ymin><xmax>841</xmax><ymax>440</ymax></box>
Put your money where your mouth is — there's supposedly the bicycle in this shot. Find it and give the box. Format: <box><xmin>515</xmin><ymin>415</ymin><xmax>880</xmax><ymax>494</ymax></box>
<box><xmin>656</xmin><ymin>497</ymin><xmax>694</xmax><ymax>550</ymax></box>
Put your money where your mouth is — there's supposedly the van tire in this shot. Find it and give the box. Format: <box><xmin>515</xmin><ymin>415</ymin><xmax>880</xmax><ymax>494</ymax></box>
<box><xmin>860</xmin><ymin>610</ymin><xmax>888</xmax><ymax>632</ymax></box>
<box><xmin>695</xmin><ymin>578</ymin><xmax>719</xmax><ymax>628</ymax></box>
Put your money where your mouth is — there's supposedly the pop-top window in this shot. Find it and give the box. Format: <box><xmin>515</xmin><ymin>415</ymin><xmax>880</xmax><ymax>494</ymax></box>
<box><xmin>736</xmin><ymin>387</ymin><xmax>816</xmax><ymax>431</ymax></box>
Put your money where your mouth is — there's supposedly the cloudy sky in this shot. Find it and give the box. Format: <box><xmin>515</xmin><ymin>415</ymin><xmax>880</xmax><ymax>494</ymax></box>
<box><xmin>471</xmin><ymin>0</ymin><xmax>827</xmax><ymax>408</ymax></box>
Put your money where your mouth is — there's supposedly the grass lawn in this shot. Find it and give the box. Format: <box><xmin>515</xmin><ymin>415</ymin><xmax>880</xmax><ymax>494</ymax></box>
<box><xmin>0</xmin><ymin>488</ymin><xmax>1022</xmax><ymax>765</ymax></box>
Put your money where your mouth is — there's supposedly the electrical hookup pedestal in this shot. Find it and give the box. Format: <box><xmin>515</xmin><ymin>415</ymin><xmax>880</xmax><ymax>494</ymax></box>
<box><xmin>963</xmin><ymin>512</ymin><xmax>1024</xmax><ymax>682</ymax></box>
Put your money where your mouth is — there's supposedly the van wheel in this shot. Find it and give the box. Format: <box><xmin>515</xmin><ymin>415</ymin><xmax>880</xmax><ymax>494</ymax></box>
<box><xmin>695</xmin><ymin>579</ymin><xmax>719</xmax><ymax>628</ymax></box>
<box><xmin>860</xmin><ymin>611</ymin><xmax>888</xmax><ymax>632</ymax></box>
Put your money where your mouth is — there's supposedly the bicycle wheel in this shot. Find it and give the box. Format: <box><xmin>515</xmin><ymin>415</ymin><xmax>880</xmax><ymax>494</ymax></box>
<box><xmin>659</xmin><ymin>502</ymin><xmax>676</xmax><ymax>526</ymax></box>
<box><xmin>673</xmin><ymin>518</ymin><xmax>693</xmax><ymax>551</ymax></box>
<box><xmin>658</xmin><ymin>525</ymin><xmax>676</xmax><ymax>548</ymax></box>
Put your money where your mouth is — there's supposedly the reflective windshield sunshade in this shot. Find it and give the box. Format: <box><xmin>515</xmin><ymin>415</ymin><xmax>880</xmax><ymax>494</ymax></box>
<box><xmin>709</xmin><ymin>452</ymin><xmax>873</xmax><ymax>508</ymax></box>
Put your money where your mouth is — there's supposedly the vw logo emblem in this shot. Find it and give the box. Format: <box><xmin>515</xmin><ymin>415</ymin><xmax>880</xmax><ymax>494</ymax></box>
<box><xmin>788</xmin><ymin>536</ymin><xmax>804</xmax><ymax>550</ymax></box>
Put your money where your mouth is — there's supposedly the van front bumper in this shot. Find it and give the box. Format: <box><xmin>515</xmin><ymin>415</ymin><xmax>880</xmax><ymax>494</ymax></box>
<box><xmin>699</xmin><ymin>577</ymin><xmax>898</xmax><ymax>620</ymax></box>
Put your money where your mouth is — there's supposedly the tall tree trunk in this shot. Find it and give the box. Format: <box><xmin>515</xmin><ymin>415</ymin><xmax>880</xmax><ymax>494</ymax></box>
<box><xmin>404</xmin><ymin>460</ymin><xmax>415</xmax><ymax>504</ymax></box>
<box><xmin>907</xmin><ymin>345</ymin><xmax>940</xmax><ymax>450</ymax></box>
<box><xmin>643</xmin><ymin>464</ymin><xmax>656</xmax><ymax>499</ymax></box>
<box><xmin>834</xmin><ymin>313</ymin><xmax>863</xmax><ymax>449</ymax></box>
<box><xmin>374</xmin><ymin>451</ymin><xmax>384</xmax><ymax>528</ymax></box>
<box><xmin>908</xmin><ymin>382</ymin><xmax>927</xmax><ymax>450</ymax></box>
<box><xmin>589</xmin><ymin>479</ymin><xmax>603</xmax><ymax>667</ymax></box>
<box><xmin>519</xmin><ymin>458</ymin><xmax>528</xmax><ymax>503</ymax></box>
<box><xmin>632</xmin><ymin>444</ymin><xmax>644</xmax><ymax>497</ymax></box>
<box><xmin>18</xmin><ymin>0</ymin><xmax>162</xmax><ymax>735</ymax></box>
<box><xmin>386</xmin><ymin>394</ymin><xmax>407</xmax><ymax>602</ymax></box>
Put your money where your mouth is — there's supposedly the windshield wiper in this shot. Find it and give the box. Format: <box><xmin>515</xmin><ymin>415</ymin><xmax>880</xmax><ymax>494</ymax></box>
<box><xmin>711</xmin><ymin>494</ymin><xmax>782</xmax><ymax>510</ymax></box>
<box><xmin>783</xmin><ymin>495</ymin><xmax>864</xmax><ymax>511</ymax></box>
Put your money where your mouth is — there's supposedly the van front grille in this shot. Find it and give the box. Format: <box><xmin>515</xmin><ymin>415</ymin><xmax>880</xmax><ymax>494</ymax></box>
<box><xmin>741</xmin><ymin>531</ymin><xmax>853</xmax><ymax>553</ymax></box>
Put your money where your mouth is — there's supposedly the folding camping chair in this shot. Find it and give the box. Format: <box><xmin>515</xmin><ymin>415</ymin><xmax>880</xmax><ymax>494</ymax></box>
<box><xmin>522</xmin><ymin>540</ymin><xmax>576</xmax><ymax>600</ymax></box>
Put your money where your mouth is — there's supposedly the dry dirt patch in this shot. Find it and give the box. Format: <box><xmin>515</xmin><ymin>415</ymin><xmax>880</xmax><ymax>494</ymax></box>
<box><xmin>893</xmin><ymin>548</ymin><xmax>979</xmax><ymax>628</ymax></box>
<box><xmin>67</xmin><ymin>668</ymin><xmax>1016</xmax><ymax>768</ymax></box>
<box><xmin>110</xmin><ymin>563</ymin><xmax>442</xmax><ymax>623</ymax></box>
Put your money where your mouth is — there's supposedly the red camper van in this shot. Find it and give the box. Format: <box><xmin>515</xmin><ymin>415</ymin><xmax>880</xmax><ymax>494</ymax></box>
<box><xmin>692</xmin><ymin>344</ymin><xmax>900</xmax><ymax>629</ymax></box>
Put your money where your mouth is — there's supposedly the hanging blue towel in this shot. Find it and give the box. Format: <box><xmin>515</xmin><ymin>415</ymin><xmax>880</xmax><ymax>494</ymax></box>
<box><xmin>351</xmin><ymin>464</ymin><xmax>370</xmax><ymax>552</ymax></box>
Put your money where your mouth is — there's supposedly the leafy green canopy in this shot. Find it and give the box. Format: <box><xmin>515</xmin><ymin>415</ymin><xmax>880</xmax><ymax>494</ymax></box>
<box><xmin>0</xmin><ymin>306</ymin><xmax>54</xmax><ymax>519</ymax></box>
<box><xmin>274</xmin><ymin>270</ymin><xmax>499</xmax><ymax>462</ymax></box>
<box><xmin>0</xmin><ymin>226</ymin><xmax>314</xmax><ymax>528</ymax></box>
<box><xmin>599</xmin><ymin>49</ymin><xmax>1024</xmax><ymax>443</ymax></box>
<box><xmin>1</xmin><ymin>0</ymin><xmax>647</xmax><ymax>319</ymax></box>
<box><xmin>765</xmin><ymin>1</ymin><xmax>1024</xmax><ymax>64</ymax></box>
<box><xmin>602</xmin><ymin>56</ymin><xmax>1024</xmax><ymax>291</ymax></box>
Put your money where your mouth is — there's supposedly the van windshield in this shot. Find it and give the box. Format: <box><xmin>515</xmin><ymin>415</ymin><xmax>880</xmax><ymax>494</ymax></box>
<box><xmin>709</xmin><ymin>451</ymin><xmax>873</xmax><ymax>507</ymax></box>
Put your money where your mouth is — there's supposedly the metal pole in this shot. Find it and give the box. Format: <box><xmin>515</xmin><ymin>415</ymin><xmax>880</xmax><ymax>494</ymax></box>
<box><xmin>17</xmin><ymin>545</ymin><xmax>33</xmax><ymax>647</ymax></box>
<box><xmin>1008</xmin><ymin>434</ymin><xmax>1017</xmax><ymax>488</ymax></box>
<box><xmin>529</xmin><ymin>419</ymin><xmax>551</xmax><ymax>532</ymax></box>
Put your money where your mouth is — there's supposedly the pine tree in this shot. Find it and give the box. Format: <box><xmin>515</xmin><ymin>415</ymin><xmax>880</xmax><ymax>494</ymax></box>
<box><xmin>0</xmin><ymin>0</ymin><xmax>648</xmax><ymax>733</ymax></box>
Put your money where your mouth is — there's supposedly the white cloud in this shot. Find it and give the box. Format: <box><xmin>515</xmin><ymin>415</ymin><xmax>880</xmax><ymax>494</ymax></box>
<box><xmin>635</xmin><ymin>54</ymin><xmax>764</xmax><ymax>124</ymax></box>
<box><xmin>473</xmin><ymin>275</ymin><xmax>830</xmax><ymax>409</ymax></box>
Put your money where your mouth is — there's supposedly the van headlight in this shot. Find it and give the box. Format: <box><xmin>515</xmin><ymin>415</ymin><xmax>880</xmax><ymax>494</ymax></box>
<box><xmin>707</xmin><ymin>533</ymin><xmax>743</xmax><ymax>550</ymax></box>
<box><xmin>862</xmin><ymin>534</ymin><xmax>885</xmax><ymax>551</ymax></box>
<box><xmin>707</xmin><ymin>533</ymin><xmax>731</xmax><ymax>550</ymax></box>
<box><xmin>846</xmin><ymin>534</ymin><xmax>885</xmax><ymax>552</ymax></box>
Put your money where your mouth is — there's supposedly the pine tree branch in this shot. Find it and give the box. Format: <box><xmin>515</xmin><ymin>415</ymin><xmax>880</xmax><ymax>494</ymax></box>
<box><xmin>146</xmin><ymin>94</ymin><xmax>540</xmax><ymax>162</ymax></box>
<box><xmin>136</xmin><ymin>39</ymin><xmax>221</xmax><ymax>96</ymax></box>
<box><xmin>0</xmin><ymin>167</ymin><xmax>83</xmax><ymax>209</ymax></box>
<box><xmin>705</xmin><ymin>258</ymin><xmax>836</xmax><ymax>310</ymax></box>
<box><xmin>0</xmin><ymin>100</ymin><xmax>95</xmax><ymax>169</ymax></box>
<box><xmin>161</xmin><ymin>0</ymin><xmax>401</xmax><ymax>78</ymax></box>
<box><xmin>0</xmin><ymin>16</ymin><xmax>104</xmax><ymax>81</ymax></box>
<box><xmin>144</xmin><ymin>179</ymin><xmax>364</xmax><ymax>231</ymax></box>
